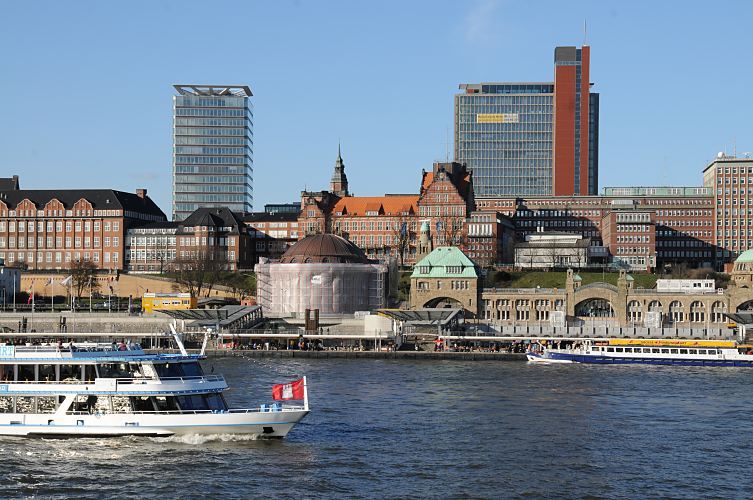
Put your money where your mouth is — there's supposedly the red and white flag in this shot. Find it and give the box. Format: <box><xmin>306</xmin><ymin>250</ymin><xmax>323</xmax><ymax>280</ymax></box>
<box><xmin>272</xmin><ymin>378</ymin><xmax>305</xmax><ymax>401</ymax></box>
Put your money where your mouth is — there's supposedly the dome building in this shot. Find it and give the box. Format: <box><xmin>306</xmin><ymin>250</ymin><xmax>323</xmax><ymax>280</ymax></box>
<box><xmin>255</xmin><ymin>234</ymin><xmax>388</xmax><ymax>315</ymax></box>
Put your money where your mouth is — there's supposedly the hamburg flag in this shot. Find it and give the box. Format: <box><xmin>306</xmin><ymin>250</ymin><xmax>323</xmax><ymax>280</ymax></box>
<box><xmin>272</xmin><ymin>378</ymin><xmax>305</xmax><ymax>401</ymax></box>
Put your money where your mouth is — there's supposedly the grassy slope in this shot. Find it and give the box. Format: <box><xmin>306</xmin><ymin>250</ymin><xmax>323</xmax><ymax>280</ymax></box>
<box><xmin>487</xmin><ymin>271</ymin><xmax>658</xmax><ymax>289</ymax></box>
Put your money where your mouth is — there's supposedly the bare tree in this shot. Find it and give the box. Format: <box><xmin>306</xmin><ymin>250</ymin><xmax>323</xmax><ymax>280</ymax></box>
<box><xmin>70</xmin><ymin>259</ymin><xmax>99</xmax><ymax>300</ymax></box>
<box><xmin>436</xmin><ymin>214</ymin><xmax>466</xmax><ymax>247</ymax></box>
<box><xmin>390</xmin><ymin>215</ymin><xmax>413</xmax><ymax>268</ymax></box>
<box><xmin>172</xmin><ymin>249</ymin><xmax>225</xmax><ymax>298</ymax></box>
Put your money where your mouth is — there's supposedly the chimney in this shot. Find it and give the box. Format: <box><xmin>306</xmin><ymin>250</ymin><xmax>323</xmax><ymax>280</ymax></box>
<box><xmin>136</xmin><ymin>188</ymin><xmax>147</xmax><ymax>199</ymax></box>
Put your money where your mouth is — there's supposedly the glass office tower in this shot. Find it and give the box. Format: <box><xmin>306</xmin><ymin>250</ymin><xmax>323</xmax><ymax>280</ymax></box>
<box><xmin>455</xmin><ymin>83</ymin><xmax>554</xmax><ymax>197</ymax></box>
<box><xmin>172</xmin><ymin>85</ymin><xmax>253</xmax><ymax>221</ymax></box>
<box><xmin>455</xmin><ymin>45</ymin><xmax>598</xmax><ymax>198</ymax></box>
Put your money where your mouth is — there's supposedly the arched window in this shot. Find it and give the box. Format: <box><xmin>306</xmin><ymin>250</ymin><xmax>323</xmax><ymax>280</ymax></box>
<box><xmin>648</xmin><ymin>300</ymin><xmax>662</xmax><ymax>313</ymax></box>
<box><xmin>669</xmin><ymin>301</ymin><xmax>684</xmax><ymax>323</ymax></box>
<box><xmin>627</xmin><ymin>300</ymin><xmax>642</xmax><ymax>323</ymax></box>
<box><xmin>712</xmin><ymin>301</ymin><xmax>727</xmax><ymax>323</ymax></box>
<box><xmin>689</xmin><ymin>301</ymin><xmax>705</xmax><ymax>323</ymax></box>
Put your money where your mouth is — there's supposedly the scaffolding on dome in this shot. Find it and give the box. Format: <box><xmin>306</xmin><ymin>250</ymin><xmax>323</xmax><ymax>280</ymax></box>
<box><xmin>255</xmin><ymin>262</ymin><xmax>387</xmax><ymax>316</ymax></box>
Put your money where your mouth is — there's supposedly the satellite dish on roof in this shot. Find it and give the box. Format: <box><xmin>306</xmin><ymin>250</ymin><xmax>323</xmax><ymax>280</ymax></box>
<box><xmin>717</xmin><ymin>152</ymin><xmax>724</xmax><ymax>159</ymax></box>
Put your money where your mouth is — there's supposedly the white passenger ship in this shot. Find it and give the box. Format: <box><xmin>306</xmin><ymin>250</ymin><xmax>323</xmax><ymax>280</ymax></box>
<box><xmin>527</xmin><ymin>339</ymin><xmax>753</xmax><ymax>366</ymax></box>
<box><xmin>0</xmin><ymin>336</ymin><xmax>309</xmax><ymax>438</ymax></box>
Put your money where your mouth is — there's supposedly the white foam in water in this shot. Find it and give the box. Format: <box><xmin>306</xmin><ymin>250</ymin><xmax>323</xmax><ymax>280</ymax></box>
<box><xmin>150</xmin><ymin>433</ymin><xmax>262</xmax><ymax>445</ymax></box>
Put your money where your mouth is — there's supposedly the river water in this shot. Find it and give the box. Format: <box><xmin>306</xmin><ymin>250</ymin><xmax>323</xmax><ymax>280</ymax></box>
<box><xmin>2</xmin><ymin>357</ymin><xmax>752</xmax><ymax>498</ymax></box>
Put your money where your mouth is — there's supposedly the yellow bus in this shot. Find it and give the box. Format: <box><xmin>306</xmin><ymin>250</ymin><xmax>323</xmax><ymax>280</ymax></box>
<box><xmin>142</xmin><ymin>293</ymin><xmax>197</xmax><ymax>313</ymax></box>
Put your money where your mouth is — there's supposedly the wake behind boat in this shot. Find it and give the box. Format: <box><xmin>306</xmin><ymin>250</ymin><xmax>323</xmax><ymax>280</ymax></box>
<box><xmin>528</xmin><ymin>338</ymin><xmax>753</xmax><ymax>366</ymax></box>
<box><xmin>0</xmin><ymin>332</ymin><xmax>309</xmax><ymax>438</ymax></box>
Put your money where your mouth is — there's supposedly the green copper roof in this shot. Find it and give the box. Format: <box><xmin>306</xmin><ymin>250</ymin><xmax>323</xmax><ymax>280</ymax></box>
<box><xmin>737</xmin><ymin>249</ymin><xmax>753</xmax><ymax>263</ymax></box>
<box><xmin>411</xmin><ymin>247</ymin><xmax>478</xmax><ymax>278</ymax></box>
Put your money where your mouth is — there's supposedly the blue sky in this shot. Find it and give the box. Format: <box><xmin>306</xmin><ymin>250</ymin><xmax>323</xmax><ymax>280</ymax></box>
<box><xmin>1</xmin><ymin>0</ymin><xmax>752</xmax><ymax>215</ymax></box>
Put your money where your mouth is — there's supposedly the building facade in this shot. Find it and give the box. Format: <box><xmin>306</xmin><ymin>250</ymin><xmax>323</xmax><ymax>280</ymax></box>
<box><xmin>244</xmin><ymin>211</ymin><xmax>300</xmax><ymax>262</ymax></box>
<box><xmin>0</xmin><ymin>185</ymin><xmax>166</xmax><ymax>271</ymax></box>
<box><xmin>126</xmin><ymin>207</ymin><xmax>254</xmax><ymax>273</ymax></box>
<box><xmin>172</xmin><ymin>84</ymin><xmax>254</xmax><ymax>221</ymax></box>
<box><xmin>476</xmin><ymin>186</ymin><xmax>715</xmax><ymax>270</ymax></box>
<box><xmin>412</xmin><ymin>247</ymin><xmax>753</xmax><ymax>329</ymax></box>
<box><xmin>703</xmin><ymin>154</ymin><xmax>753</xmax><ymax>269</ymax></box>
<box><xmin>455</xmin><ymin>45</ymin><xmax>598</xmax><ymax>198</ymax></box>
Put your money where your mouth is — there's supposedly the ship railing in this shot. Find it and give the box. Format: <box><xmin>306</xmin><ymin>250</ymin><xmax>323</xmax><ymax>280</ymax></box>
<box><xmin>65</xmin><ymin>406</ymin><xmax>306</xmax><ymax>415</ymax></box>
<box><xmin>3</xmin><ymin>375</ymin><xmax>226</xmax><ymax>385</ymax></box>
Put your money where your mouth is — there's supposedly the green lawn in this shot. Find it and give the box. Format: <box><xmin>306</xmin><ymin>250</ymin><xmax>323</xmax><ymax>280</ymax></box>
<box><xmin>485</xmin><ymin>271</ymin><xmax>658</xmax><ymax>289</ymax></box>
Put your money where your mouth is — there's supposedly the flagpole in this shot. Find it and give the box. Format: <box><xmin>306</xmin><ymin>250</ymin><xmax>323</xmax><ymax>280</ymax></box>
<box><xmin>303</xmin><ymin>376</ymin><xmax>309</xmax><ymax>411</ymax></box>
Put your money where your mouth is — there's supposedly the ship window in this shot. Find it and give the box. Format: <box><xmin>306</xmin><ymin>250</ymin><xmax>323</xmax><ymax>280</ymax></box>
<box><xmin>0</xmin><ymin>396</ymin><xmax>12</xmax><ymax>413</ymax></box>
<box><xmin>154</xmin><ymin>363</ymin><xmax>183</xmax><ymax>379</ymax></box>
<box><xmin>17</xmin><ymin>365</ymin><xmax>34</xmax><ymax>382</ymax></box>
<box><xmin>679</xmin><ymin>349</ymin><xmax>688</xmax><ymax>354</ymax></box>
<box><xmin>131</xmin><ymin>396</ymin><xmax>154</xmax><ymax>412</ymax></box>
<box><xmin>84</xmin><ymin>365</ymin><xmax>97</xmax><ymax>382</ymax></box>
<box><xmin>37</xmin><ymin>396</ymin><xmax>56</xmax><ymax>414</ymax></box>
<box><xmin>180</xmin><ymin>362</ymin><xmax>204</xmax><ymax>378</ymax></box>
<box><xmin>607</xmin><ymin>347</ymin><xmax>614</xmax><ymax>352</ymax></box>
<box><xmin>623</xmin><ymin>348</ymin><xmax>632</xmax><ymax>353</ymax></box>
<box><xmin>205</xmin><ymin>393</ymin><xmax>228</xmax><ymax>411</ymax></box>
<box><xmin>708</xmin><ymin>349</ymin><xmax>716</xmax><ymax>355</ymax></box>
<box><xmin>615</xmin><ymin>348</ymin><xmax>623</xmax><ymax>352</ymax></box>
<box><xmin>71</xmin><ymin>395</ymin><xmax>99</xmax><ymax>413</ymax></box>
<box><xmin>661</xmin><ymin>349</ymin><xmax>669</xmax><ymax>354</ymax></box>
<box><xmin>16</xmin><ymin>396</ymin><xmax>35</xmax><ymax>413</ymax></box>
<box><xmin>651</xmin><ymin>348</ymin><xmax>660</xmax><ymax>353</ymax></box>
<box><xmin>670</xmin><ymin>349</ymin><xmax>678</xmax><ymax>354</ymax></box>
<box><xmin>176</xmin><ymin>395</ymin><xmax>207</xmax><ymax>411</ymax></box>
<box><xmin>698</xmin><ymin>349</ymin><xmax>706</xmax><ymax>355</ymax></box>
<box><xmin>152</xmin><ymin>396</ymin><xmax>180</xmax><ymax>412</ymax></box>
<box><xmin>0</xmin><ymin>364</ymin><xmax>12</xmax><ymax>381</ymax></box>
<box><xmin>60</xmin><ymin>364</ymin><xmax>81</xmax><ymax>382</ymax></box>
<box><xmin>689</xmin><ymin>349</ymin><xmax>697</xmax><ymax>354</ymax></box>
<box><xmin>39</xmin><ymin>364</ymin><xmax>55</xmax><ymax>382</ymax></box>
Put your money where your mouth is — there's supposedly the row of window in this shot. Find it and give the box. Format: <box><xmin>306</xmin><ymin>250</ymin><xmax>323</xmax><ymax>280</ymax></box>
<box><xmin>0</xmin><ymin>251</ymin><xmax>118</xmax><ymax>264</ymax></box>
<box><xmin>0</xmin><ymin>236</ymin><xmax>119</xmax><ymax>248</ymax></box>
<box><xmin>0</xmin><ymin>221</ymin><xmax>118</xmax><ymax>232</ymax></box>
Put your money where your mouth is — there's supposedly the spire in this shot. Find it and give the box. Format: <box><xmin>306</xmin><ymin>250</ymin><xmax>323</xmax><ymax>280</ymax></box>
<box><xmin>330</xmin><ymin>144</ymin><xmax>349</xmax><ymax>197</ymax></box>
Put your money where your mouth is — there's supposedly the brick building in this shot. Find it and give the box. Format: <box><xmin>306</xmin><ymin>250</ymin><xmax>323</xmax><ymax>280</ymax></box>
<box><xmin>126</xmin><ymin>207</ymin><xmax>253</xmax><ymax>273</ymax></box>
<box><xmin>243</xmin><ymin>211</ymin><xmax>300</xmax><ymax>261</ymax></box>
<box><xmin>0</xmin><ymin>181</ymin><xmax>166</xmax><ymax>271</ymax></box>
<box><xmin>475</xmin><ymin>186</ymin><xmax>715</xmax><ymax>270</ymax></box>
<box><xmin>703</xmin><ymin>154</ymin><xmax>753</xmax><ymax>269</ymax></box>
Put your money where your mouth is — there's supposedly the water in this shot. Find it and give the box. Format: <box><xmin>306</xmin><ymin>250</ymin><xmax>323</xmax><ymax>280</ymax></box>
<box><xmin>2</xmin><ymin>358</ymin><xmax>752</xmax><ymax>498</ymax></box>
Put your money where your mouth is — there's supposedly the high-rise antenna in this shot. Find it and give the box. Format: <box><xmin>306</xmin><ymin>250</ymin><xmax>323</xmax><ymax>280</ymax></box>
<box><xmin>583</xmin><ymin>20</ymin><xmax>588</xmax><ymax>45</ymax></box>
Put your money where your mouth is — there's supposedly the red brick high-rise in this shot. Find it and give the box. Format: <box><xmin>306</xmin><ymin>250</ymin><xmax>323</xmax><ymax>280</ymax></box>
<box><xmin>553</xmin><ymin>46</ymin><xmax>597</xmax><ymax>196</ymax></box>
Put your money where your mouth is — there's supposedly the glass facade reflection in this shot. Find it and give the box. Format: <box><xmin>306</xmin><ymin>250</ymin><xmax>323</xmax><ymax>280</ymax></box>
<box><xmin>455</xmin><ymin>84</ymin><xmax>554</xmax><ymax>197</ymax></box>
<box><xmin>172</xmin><ymin>85</ymin><xmax>253</xmax><ymax>221</ymax></box>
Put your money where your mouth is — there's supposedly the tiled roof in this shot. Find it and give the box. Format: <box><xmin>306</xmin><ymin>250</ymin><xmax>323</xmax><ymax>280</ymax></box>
<box><xmin>0</xmin><ymin>189</ymin><xmax>166</xmax><ymax>219</ymax></box>
<box><xmin>0</xmin><ymin>177</ymin><xmax>19</xmax><ymax>191</ymax></box>
<box><xmin>180</xmin><ymin>207</ymin><xmax>244</xmax><ymax>232</ymax></box>
<box><xmin>332</xmin><ymin>196</ymin><xmax>418</xmax><ymax>216</ymax></box>
<box><xmin>411</xmin><ymin>247</ymin><xmax>478</xmax><ymax>278</ymax></box>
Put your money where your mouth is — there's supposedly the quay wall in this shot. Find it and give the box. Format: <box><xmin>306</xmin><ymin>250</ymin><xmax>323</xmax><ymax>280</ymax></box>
<box><xmin>154</xmin><ymin>349</ymin><xmax>527</xmax><ymax>361</ymax></box>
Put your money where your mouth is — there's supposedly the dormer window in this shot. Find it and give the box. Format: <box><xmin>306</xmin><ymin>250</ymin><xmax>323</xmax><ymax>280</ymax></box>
<box><xmin>446</xmin><ymin>266</ymin><xmax>463</xmax><ymax>274</ymax></box>
<box><xmin>366</xmin><ymin>211</ymin><xmax>378</xmax><ymax>216</ymax></box>
<box><xmin>418</xmin><ymin>266</ymin><xmax>430</xmax><ymax>274</ymax></box>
